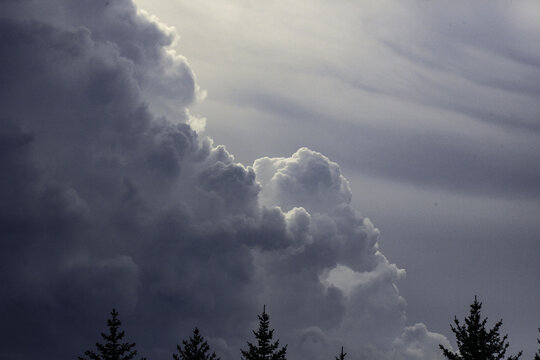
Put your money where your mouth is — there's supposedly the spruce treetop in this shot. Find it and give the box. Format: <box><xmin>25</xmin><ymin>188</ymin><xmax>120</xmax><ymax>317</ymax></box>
<box><xmin>79</xmin><ymin>308</ymin><xmax>146</xmax><ymax>360</ymax></box>
<box><xmin>241</xmin><ymin>305</ymin><xmax>287</xmax><ymax>360</ymax></box>
<box><xmin>335</xmin><ymin>346</ymin><xmax>347</xmax><ymax>360</ymax></box>
<box><xmin>174</xmin><ymin>327</ymin><xmax>219</xmax><ymax>360</ymax></box>
<box><xmin>439</xmin><ymin>297</ymin><xmax>522</xmax><ymax>360</ymax></box>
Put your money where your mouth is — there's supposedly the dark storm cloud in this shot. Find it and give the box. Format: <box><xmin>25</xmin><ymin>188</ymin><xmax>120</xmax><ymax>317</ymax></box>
<box><xmin>0</xmin><ymin>1</ymin><xmax>447</xmax><ymax>360</ymax></box>
<box><xmin>0</xmin><ymin>3</ymin><xmax>252</xmax><ymax>358</ymax></box>
<box><xmin>3</xmin><ymin>0</ymin><xmax>196</xmax><ymax>106</ymax></box>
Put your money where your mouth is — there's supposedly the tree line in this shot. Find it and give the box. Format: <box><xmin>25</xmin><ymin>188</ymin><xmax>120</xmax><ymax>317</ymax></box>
<box><xmin>78</xmin><ymin>298</ymin><xmax>540</xmax><ymax>360</ymax></box>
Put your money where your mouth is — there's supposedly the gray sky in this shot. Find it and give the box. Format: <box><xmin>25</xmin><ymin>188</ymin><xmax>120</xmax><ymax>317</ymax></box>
<box><xmin>1</xmin><ymin>0</ymin><xmax>539</xmax><ymax>359</ymax></box>
<box><xmin>135</xmin><ymin>0</ymin><xmax>540</xmax><ymax>357</ymax></box>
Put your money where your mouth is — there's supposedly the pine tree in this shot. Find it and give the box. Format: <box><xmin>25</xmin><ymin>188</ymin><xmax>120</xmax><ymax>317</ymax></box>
<box><xmin>240</xmin><ymin>305</ymin><xmax>287</xmax><ymax>360</ymax></box>
<box><xmin>439</xmin><ymin>297</ymin><xmax>522</xmax><ymax>360</ymax></box>
<box><xmin>173</xmin><ymin>327</ymin><xmax>220</xmax><ymax>360</ymax></box>
<box><xmin>535</xmin><ymin>328</ymin><xmax>540</xmax><ymax>360</ymax></box>
<box><xmin>335</xmin><ymin>346</ymin><xmax>347</xmax><ymax>360</ymax></box>
<box><xmin>79</xmin><ymin>308</ymin><xmax>146</xmax><ymax>360</ymax></box>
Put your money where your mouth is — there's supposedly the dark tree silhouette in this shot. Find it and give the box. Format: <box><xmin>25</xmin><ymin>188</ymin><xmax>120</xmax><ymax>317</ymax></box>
<box><xmin>335</xmin><ymin>346</ymin><xmax>347</xmax><ymax>360</ymax></box>
<box><xmin>439</xmin><ymin>297</ymin><xmax>522</xmax><ymax>360</ymax></box>
<box><xmin>79</xmin><ymin>308</ymin><xmax>146</xmax><ymax>360</ymax></box>
<box><xmin>241</xmin><ymin>305</ymin><xmax>287</xmax><ymax>360</ymax></box>
<box><xmin>535</xmin><ymin>328</ymin><xmax>540</xmax><ymax>360</ymax></box>
<box><xmin>173</xmin><ymin>327</ymin><xmax>219</xmax><ymax>360</ymax></box>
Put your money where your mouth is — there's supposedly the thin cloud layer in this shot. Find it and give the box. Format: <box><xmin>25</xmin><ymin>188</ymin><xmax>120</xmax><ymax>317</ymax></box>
<box><xmin>0</xmin><ymin>1</ymin><xmax>447</xmax><ymax>360</ymax></box>
<box><xmin>160</xmin><ymin>0</ymin><xmax>540</xmax><ymax>199</ymax></box>
<box><xmin>364</xmin><ymin>1</ymin><xmax>540</xmax><ymax>133</ymax></box>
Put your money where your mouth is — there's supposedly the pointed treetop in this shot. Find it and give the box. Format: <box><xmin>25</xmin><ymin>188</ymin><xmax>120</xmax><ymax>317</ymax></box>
<box><xmin>79</xmin><ymin>308</ymin><xmax>146</xmax><ymax>360</ymax></box>
<box><xmin>439</xmin><ymin>297</ymin><xmax>522</xmax><ymax>360</ymax></box>
<box><xmin>241</xmin><ymin>306</ymin><xmax>287</xmax><ymax>360</ymax></box>
<box><xmin>174</xmin><ymin>327</ymin><xmax>219</xmax><ymax>360</ymax></box>
<box><xmin>335</xmin><ymin>346</ymin><xmax>347</xmax><ymax>360</ymax></box>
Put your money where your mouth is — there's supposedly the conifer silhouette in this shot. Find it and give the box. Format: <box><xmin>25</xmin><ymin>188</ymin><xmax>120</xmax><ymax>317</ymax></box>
<box><xmin>439</xmin><ymin>297</ymin><xmax>522</xmax><ymax>360</ymax></box>
<box><xmin>335</xmin><ymin>346</ymin><xmax>347</xmax><ymax>360</ymax></box>
<box><xmin>78</xmin><ymin>308</ymin><xmax>146</xmax><ymax>360</ymax></box>
<box><xmin>241</xmin><ymin>305</ymin><xmax>287</xmax><ymax>360</ymax></box>
<box><xmin>174</xmin><ymin>327</ymin><xmax>219</xmax><ymax>360</ymax></box>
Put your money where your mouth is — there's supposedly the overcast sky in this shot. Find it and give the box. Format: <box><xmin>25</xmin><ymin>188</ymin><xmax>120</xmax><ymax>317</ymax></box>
<box><xmin>1</xmin><ymin>1</ymin><xmax>539</xmax><ymax>360</ymax></box>
<box><xmin>134</xmin><ymin>0</ymin><xmax>540</xmax><ymax>356</ymax></box>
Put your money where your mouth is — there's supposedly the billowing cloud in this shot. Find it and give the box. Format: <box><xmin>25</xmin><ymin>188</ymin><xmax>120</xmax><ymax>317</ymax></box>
<box><xmin>0</xmin><ymin>1</ymin><xmax>448</xmax><ymax>360</ymax></box>
<box><xmin>255</xmin><ymin>148</ymin><xmax>352</xmax><ymax>213</ymax></box>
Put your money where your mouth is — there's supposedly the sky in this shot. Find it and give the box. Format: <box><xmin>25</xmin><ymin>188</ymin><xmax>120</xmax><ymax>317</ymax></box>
<box><xmin>0</xmin><ymin>1</ymin><xmax>539</xmax><ymax>360</ymax></box>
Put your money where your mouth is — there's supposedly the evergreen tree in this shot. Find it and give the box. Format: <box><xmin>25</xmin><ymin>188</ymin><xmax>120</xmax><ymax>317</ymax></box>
<box><xmin>79</xmin><ymin>308</ymin><xmax>146</xmax><ymax>360</ymax></box>
<box><xmin>241</xmin><ymin>306</ymin><xmax>287</xmax><ymax>360</ymax></box>
<box><xmin>173</xmin><ymin>327</ymin><xmax>219</xmax><ymax>360</ymax></box>
<box><xmin>535</xmin><ymin>328</ymin><xmax>540</xmax><ymax>360</ymax></box>
<box><xmin>439</xmin><ymin>297</ymin><xmax>522</xmax><ymax>360</ymax></box>
<box><xmin>335</xmin><ymin>346</ymin><xmax>347</xmax><ymax>360</ymax></box>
